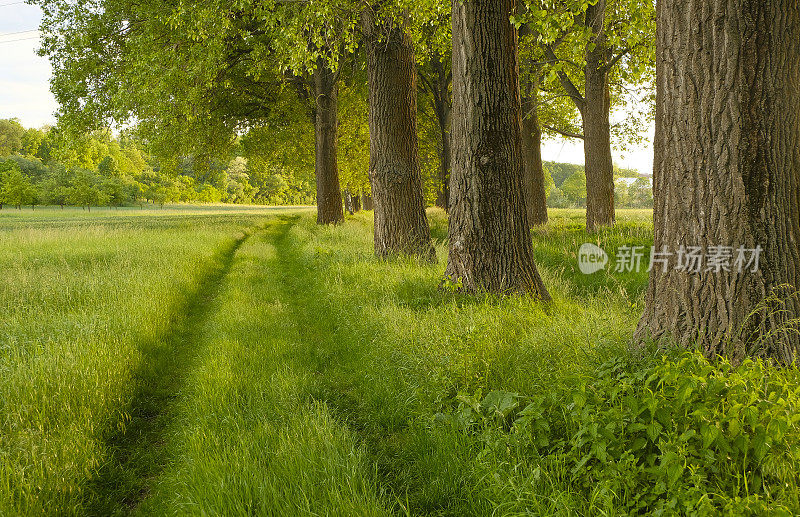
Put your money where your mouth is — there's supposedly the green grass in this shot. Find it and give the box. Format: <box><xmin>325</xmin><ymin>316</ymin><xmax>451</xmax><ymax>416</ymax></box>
<box><xmin>1</xmin><ymin>206</ymin><xmax>797</xmax><ymax>516</ymax></box>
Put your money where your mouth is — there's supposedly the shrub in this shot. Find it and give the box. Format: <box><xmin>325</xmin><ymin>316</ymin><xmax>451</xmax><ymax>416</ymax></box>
<box><xmin>441</xmin><ymin>350</ymin><xmax>800</xmax><ymax>515</ymax></box>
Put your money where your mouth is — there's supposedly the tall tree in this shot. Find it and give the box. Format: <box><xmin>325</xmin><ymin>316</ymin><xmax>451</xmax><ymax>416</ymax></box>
<box><xmin>364</xmin><ymin>7</ymin><xmax>435</xmax><ymax>260</ymax></box>
<box><xmin>520</xmin><ymin>99</ymin><xmax>549</xmax><ymax>226</ymax></box>
<box><xmin>313</xmin><ymin>58</ymin><xmax>345</xmax><ymax>224</ymax></box>
<box><xmin>36</xmin><ymin>0</ymin><xmax>360</xmax><ymax>224</ymax></box>
<box><xmin>537</xmin><ymin>0</ymin><xmax>655</xmax><ymax>231</ymax></box>
<box><xmin>418</xmin><ymin>54</ymin><xmax>452</xmax><ymax>211</ymax></box>
<box><xmin>446</xmin><ymin>0</ymin><xmax>550</xmax><ymax>298</ymax></box>
<box><xmin>636</xmin><ymin>0</ymin><xmax>800</xmax><ymax>363</ymax></box>
<box><xmin>413</xmin><ymin>6</ymin><xmax>454</xmax><ymax>211</ymax></box>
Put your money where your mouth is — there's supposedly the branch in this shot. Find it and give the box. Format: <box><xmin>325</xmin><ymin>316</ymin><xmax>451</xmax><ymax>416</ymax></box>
<box><xmin>542</xmin><ymin>124</ymin><xmax>584</xmax><ymax>140</ymax></box>
<box><xmin>603</xmin><ymin>46</ymin><xmax>632</xmax><ymax>72</ymax></box>
<box><xmin>544</xmin><ymin>44</ymin><xmax>586</xmax><ymax>114</ymax></box>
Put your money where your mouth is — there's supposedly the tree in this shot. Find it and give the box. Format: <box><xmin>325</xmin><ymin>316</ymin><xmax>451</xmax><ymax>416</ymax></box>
<box><xmin>636</xmin><ymin>1</ymin><xmax>800</xmax><ymax>363</ymax></box>
<box><xmin>517</xmin><ymin>14</ymin><xmax>575</xmax><ymax>227</ymax></box>
<box><xmin>627</xmin><ymin>177</ymin><xmax>652</xmax><ymax>208</ymax></box>
<box><xmin>40</xmin><ymin>166</ymin><xmax>74</xmax><ymax>208</ymax></box>
<box><xmin>102</xmin><ymin>177</ymin><xmax>128</xmax><ymax>208</ymax></box>
<box><xmin>364</xmin><ymin>7</ymin><xmax>435</xmax><ymax>260</ymax></box>
<box><xmin>21</xmin><ymin>128</ymin><xmax>46</xmax><ymax>157</ymax></box>
<box><xmin>413</xmin><ymin>7</ymin><xmax>454</xmax><ymax>210</ymax></box>
<box><xmin>561</xmin><ymin>170</ymin><xmax>587</xmax><ymax>207</ymax></box>
<box><xmin>68</xmin><ymin>170</ymin><xmax>101</xmax><ymax>211</ymax></box>
<box><xmin>446</xmin><ymin>0</ymin><xmax>550</xmax><ymax>298</ymax></box>
<box><xmin>313</xmin><ymin>58</ymin><xmax>346</xmax><ymax>224</ymax></box>
<box><xmin>36</xmin><ymin>0</ymin><xmax>360</xmax><ymax>224</ymax></box>
<box><xmin>535</xmin><ymin>0</ymin><xmax>655</xmax><ymax>231</ymax></box>
<box><xmin>97</xmin><ymin>155</ymin><xmax>119</xmax><ymax>178</ymax></box>
<box><xmin>0</xmin><ymin>119</ymin><xmax>25</xmax><ymax>157</ymax></box>
<box><xmin>0</xmin><ymin>164</ymin><xmax>36</xmax><ymax>209</ymax></box>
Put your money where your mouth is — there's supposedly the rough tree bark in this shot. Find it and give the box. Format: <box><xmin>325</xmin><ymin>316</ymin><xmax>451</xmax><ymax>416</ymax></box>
<box><xmin>521</xmin><ymin>95</ymin><xmax>549</xmax><ymax>226</ymax></box>
<box><xmin>446</xmin><ymin>0</ymin><xmax>550</xmax><ymax>298</ymax></box>
<box><xmin>364</xmin><ymin>8</ymin><xmax>436</xmax><ymax>260</ymax></box>
<box><xmin>582</xmin><ymin>0</ymin><xmax>615</xmax><ymax>232</ymax></box>
<box><xmin>314</xmin><ymin>58</ymin><xmax>345</xmax><ymax>225</ymax></box>
<box><xmin>636</xmin><ymin>0</ymin><xmax>800</xmax><ymax>364</ymax></box>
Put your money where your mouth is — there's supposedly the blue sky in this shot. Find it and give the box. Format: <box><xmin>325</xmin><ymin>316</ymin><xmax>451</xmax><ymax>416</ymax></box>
<box><xmin>0</xmin><ymin>3</ymin><xmax>654</xmax><ymax>174</ymax></box>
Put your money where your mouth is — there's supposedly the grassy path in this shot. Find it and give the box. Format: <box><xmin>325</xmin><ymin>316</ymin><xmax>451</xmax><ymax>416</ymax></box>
<box><xmin>134</xmin><ymin>217</ymin><xmax>390</xmax><ymax>515</ymax></box>
<box><xmin>85</xmin><ymin>229</ymin><xmax>254</xmax><ymax>515</ymax></box>
<box><xmin>126</xmin><ymin>214</ymin><xmax>637</xmax><ymax>515</ymax></box>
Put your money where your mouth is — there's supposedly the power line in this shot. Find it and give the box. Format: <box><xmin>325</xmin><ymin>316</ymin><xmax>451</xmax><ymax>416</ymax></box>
<box><xmin>0</xmin><ymin>29</ymin><xmax>39</xmax><ymax>37</ymax></box>
<box><xmin>0</xmin><ymin>1</ymin><xmax>28</xmax><ymax>7</ymax></box>
<box><xmin>0</xmin><ymin>35</ymin><xmax>39</xmax><ymax>44</ymax></box>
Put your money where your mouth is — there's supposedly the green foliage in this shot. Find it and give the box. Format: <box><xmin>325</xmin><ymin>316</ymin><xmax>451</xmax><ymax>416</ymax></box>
<box><xmin>0</xmin><ymin>119</ymin><xmax>26</xmax><ymax>156</ymax></box>
<box><xmin>561</xmin><ymin>169</ymin><xmax>587</xmax><ymax>206</ymax></box>
<box><xmin>628</xmin><ymin>176</ymin><xmax>653</xmax><ymax>208</ymax></box>
<box><xmin>445</xmin><ymin>350</ymin><xmax>800</xmax><ymax>515</ymax></box>
<box><xmin>520</xmin><ymin>0</ymin><xmax>656</xmax><ymax>147</ymax></box>
<box><xmin>547</xmin><ymin>160</ymin><xmax>585</xmax><ymax>187</ymax></box>
<box><xmin>0</xmin><ymin>120</ymin><xmax>312</xmax><ymax>208</ymax></box>
<box><xmin>0</xmin><ymin>162</ymin><xmax>37</xmax><ymax>209</ymax></box>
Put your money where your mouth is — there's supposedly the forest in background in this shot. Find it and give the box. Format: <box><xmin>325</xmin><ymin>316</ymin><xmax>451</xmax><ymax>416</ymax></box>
<box><xmin>0</xmin><ymin>117</ymin><xmax>652</xmax><ymax>210</ymax></box>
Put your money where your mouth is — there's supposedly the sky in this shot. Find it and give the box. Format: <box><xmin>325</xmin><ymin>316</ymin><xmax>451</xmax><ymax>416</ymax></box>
<box><xmin>0</xmin><ymin>3</ymin><xmax>655</xmax><ymax>175</ymax></box>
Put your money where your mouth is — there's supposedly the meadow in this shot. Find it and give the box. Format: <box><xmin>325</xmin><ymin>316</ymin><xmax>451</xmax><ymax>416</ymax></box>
<box><xmin>1</xmin><ymin>206</ymin><xmax>798</xmax><ymax>516</ymax></box>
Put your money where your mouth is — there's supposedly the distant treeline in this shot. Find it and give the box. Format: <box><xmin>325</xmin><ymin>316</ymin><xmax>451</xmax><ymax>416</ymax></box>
<box><xmin>544</xmin><ymin>161</ymin><xmax>653</xmax><ymax>209</ymax></box>
<box><xmin>0</xmin><ymin>118</ymin><xmax>315</xmax><ymax>210</ymax></box>
<box><xmin>0</xmin><ymin>118</ymin><xmax>651</xmax><ymax>210</ymax></box>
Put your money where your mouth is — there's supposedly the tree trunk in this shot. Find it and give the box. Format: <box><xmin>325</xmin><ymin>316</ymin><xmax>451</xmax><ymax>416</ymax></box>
<box><xmin>521</xmin><ymin>107</ymin><xmax>548</xmax><ymax>226</ymax></box>
<box><xmin>344</xmin><ymin>189</ymin><xmax>355</xmax><ymax>215</ymax></box>
<box><xmin>362</xmin><ymin>193</ymin><xmax>373</xmax><ymax>210</ymax></box>
<box><xmin>636</xmin><ymin>0</ymin><xmax>800</xmax><ymax>364</ymax></box>
<box><xmin>431</xmin><ymin>55</ymin><xmax>452</xmax><ymax>211</ymax></box>
<box><xmin>364</xmin><ymin>9</ymin><xmax>435</xmax><ymax>260</ymax></box>
<box><xmin>352</xmin><ymin>192</ymin><xmax>362</xmax><ymax>213</ymax></box>
<box><xmin>446</xmin><ymin>0</ymin><xmax>550</xmax><ymax>299</ymax></box>
<box><xmin>314</xmin><ymin>58</ymin><xmax>345</xmax><ymax>225</ymax></box>
<box><xmin>582</xmin><ymin>0</ymin><xmax>615</xmax><ymax>232</ymax></box>
<box><xmin>437</xmin><ymin>116</ymin><xmax>452</xmax><ymax>210</ymax></box>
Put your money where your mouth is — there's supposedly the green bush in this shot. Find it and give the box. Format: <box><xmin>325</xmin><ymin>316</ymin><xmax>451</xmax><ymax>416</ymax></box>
<box><xmin>442</xmin><ymin>350</ymin><xmax>800</xmax><ymax>515</ymax></box>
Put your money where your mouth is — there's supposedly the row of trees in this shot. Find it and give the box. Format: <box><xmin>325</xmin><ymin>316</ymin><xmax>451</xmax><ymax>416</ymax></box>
<box><xmin>38</xmin><ymin>0</ymin><xmax>797</xmax><ymax>362</ymax></box>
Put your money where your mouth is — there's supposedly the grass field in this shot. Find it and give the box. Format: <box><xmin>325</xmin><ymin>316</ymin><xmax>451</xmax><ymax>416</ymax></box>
<box><xmin>1</xmin><ymin>206</ymin><xmax>798</xmax><ymax>516</ymax></box>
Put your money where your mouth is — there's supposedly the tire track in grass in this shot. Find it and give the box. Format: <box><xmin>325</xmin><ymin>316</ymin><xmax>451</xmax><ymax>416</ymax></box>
<box><xmin>82</xmin><ymin>226</ymin><xmax>256</xmax><ymax>516</ymax></box>
<box><xmin>132</xmin><ymin>215</ymin><xmax>391</xmax><ymax>516</ymax></box>
<box><xmin>268</xmin><ymin>215</ymin><xmax>484</xmax><ymax>515</ymax></box>
<box><xmin>267</xmin><ymin>216</ymin><xmax>418</xmax><ymax>513</ymax></box>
